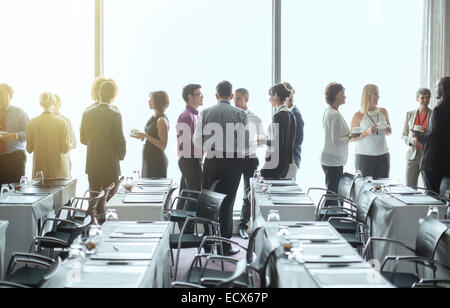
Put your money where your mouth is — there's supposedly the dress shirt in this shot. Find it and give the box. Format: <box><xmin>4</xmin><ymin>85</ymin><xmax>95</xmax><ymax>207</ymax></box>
<box><xmin>176</xmin><ymin>105</ymin><xmax>203</xmax><ymax>158</ymax></box>
<box><xmin>320</xmin><ymin>106</ymin><xmax>350</xmax><ymax>167</ymax></box>
<box><xmin>0</xmin><ymin>105</ymin><xmax>29</xmax><ymax>155</ymax></box>
<box><xmin>245</xmin><ymin>109</ymin><xmax>265</xmax><ymax>157</ymax></box>
<box><xmin>193</xmin><ymin>100</ymin><xmax>248</xmax><ymax>158</ymax></box>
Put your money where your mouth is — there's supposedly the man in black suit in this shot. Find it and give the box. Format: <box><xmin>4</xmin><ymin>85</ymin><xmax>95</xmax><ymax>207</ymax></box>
<box><xmin>80</xmin><ymin>80</ymin><xmax>126</xmax><ymax>223</ymax></box>
<box><xmin>417</xmin><ymin>77</ymin><xmax>450</xmax><ymax>194</ymax></box>
<box><xmin>193</xmin><ymin>81</ymin><xmax>248</xmax><ymax>256</ymax></box>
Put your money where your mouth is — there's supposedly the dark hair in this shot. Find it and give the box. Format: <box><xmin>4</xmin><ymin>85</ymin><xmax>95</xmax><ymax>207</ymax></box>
<box><xmin>269</xmin><ymin>83</ymin><xmax>293</xmax><ymax>103</ymax></box>
<box><xmin>325</xmin><ymin>82</ymin><xmax>345</xmax><ymax>105</ymax></box>
<box><xmin>151</xmin><ymin>91</ymin><xmax>170</xmax><ymax>113</ymax></box>
<box><xmin>99</xmin><ymin>81</ymin><xmax>117</xmax><ymax>103</ymax></box>
<box><xmin>440</xmin><ymin>77</ymin><xmax>450</xmax><ymax>98</ymax></box>
<box><xmin>182</xmin><ymin>84</ymin><xmax>202</xmax><ymax>103</ymax></box>
<box><xmin>216</xmin><ymin>81</ymin><xmax>233</xmax><ymax>98</ymax></box>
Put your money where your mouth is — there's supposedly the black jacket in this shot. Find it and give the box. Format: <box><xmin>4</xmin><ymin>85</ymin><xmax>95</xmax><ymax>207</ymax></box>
<box><xmin>418</xmin><ymin>98</ymin><xmax>450</xmax><ymax>174</ymax></box>
<box><xmin>80</xmin><ymin>104</ymin><xmax>126</xmax><ymax>178</ymax></box>
<box><xmin>261</xmin><ymin>108</ymin><xmax>296</xmax><ymax>179</ymax></box>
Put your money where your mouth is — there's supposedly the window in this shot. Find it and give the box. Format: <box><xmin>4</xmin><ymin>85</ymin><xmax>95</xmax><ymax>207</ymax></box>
<box><xmin>282</xmin><ymin>0</ymin><xmax>424</xmax><ymax>187</ymax></box>
<box><xmin>0</xmin><ymin>0</ymin><xmax>94</xmax><ymax>184</ymax></box>
<box><xmin>104</xmin><ymin>0</ymin><xmax>272</xmax><ymax>205</ymax></box>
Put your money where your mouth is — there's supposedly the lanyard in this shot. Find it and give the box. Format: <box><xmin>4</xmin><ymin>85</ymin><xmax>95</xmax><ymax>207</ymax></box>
<box><xmin>415</xmin><ymin>109</ymin><xmax>428</xmax><ymax>126</ymax></box>
<box><xmin>366</xmin><ymin>112</ymin><xmax>379</xmax><ymax>126</ymax></box>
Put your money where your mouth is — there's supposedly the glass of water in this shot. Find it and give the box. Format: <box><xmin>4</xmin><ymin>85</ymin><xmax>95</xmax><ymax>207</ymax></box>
<box><xmin>106</xmin><ymin>209</ymin><xmax>119</xmax><ymax>222</ymax></box>
<box><xmin>267</xmin><ymin>210</ymin><xmax>280</xmax><ymax>222</ymax></box>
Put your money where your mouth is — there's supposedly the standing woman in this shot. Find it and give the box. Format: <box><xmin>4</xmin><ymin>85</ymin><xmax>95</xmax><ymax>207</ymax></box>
<box><xmin>260</xmin><ymin>83</ymin><xmax>296</xmax><ymax>179</ymax></box>
<box><xmin>351</xmin><ymin>84</ymin><xmax>392</xmax><ymax>178</ymax></box>
<box><xmin>132</xmin><ymin>91</ymin><xmax>170</xmax><ymax>178</ymax></box>
<box><xmin>321</xmin><ymin>83</ymin><xmax>359</xmax><ymax>206</ymax></box>
<box><xmin>402</xmin><ymin>88</ymin><xmax>432</xmax><ymax>188</ymax></box>
<box><xmin>26</xmin><ymin>92</ymin><xmax>70</xmax><ymax>179</ymax></box>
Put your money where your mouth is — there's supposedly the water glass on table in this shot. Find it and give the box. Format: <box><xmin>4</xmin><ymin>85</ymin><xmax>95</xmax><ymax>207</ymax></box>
<box><xmin>1</xmin><ymin>184</ymin><xmax>10</xmax><ymax>197</ymax></box>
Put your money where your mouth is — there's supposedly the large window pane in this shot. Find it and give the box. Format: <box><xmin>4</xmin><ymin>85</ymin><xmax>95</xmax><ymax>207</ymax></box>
<box><xmin>282</xmin><ymin>0</ymin><xmax>424</xmax><ymax>188</ymax></box>
<box><xmin>104</xmin><ymin>0</ymin><xmax>272</xmax><ymax>202</ymax></box>
<box><xmin>0</xmin><ymin>0</ymin><xmax>94</xmax><ymax>187</ymax></box>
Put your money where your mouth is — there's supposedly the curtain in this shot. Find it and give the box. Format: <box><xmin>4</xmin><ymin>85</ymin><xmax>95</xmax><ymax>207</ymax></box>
<box><xmin>421</xmin><ymin>0</ymin><xmax>450</xmax><ymax>106</ymax></box>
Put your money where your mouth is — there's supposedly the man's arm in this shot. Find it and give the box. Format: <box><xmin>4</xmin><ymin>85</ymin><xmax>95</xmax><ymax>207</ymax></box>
<box><xmin>113</xmin><ymin>112</ymin><xmax>127</xmax><ymax>161</ymax></box>
<box><xmin>80</xmin><ymin>111</ymin><xmax>88</xmax><ymax>146</ymax></box>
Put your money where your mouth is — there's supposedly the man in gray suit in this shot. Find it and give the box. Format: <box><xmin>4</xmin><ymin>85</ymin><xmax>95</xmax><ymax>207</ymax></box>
<box><xmin>81</xmin><ymin>80</ymin><xmax>126</xmax><ymax>223</ymax></box>
<box><xmin>193</xmin><ymin>81</ymin><xmax>248</xmax><ymax>256</ymax></box>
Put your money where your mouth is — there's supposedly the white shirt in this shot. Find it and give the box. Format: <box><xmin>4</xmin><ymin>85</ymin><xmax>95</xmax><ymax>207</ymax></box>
<box><xmin>320</xmin><ymin>106</ymin><xmax>350</xmax><ymax>167</ymax></box>
<box><xmin>355</xmin><ymin>109</ymin><xmax>389</xmax><ymax>156</ymax></box>
<box><xmin>245</xmin><ymin>109</ymin><xmax>265</xmax><ymax>156</ymax></box>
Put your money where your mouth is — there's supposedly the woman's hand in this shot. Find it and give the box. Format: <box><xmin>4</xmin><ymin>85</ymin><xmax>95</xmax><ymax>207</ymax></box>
<box><xmin>134</xmin><ymin>132</ymin><xmax>147</xmax><ymax>141</ymax></box>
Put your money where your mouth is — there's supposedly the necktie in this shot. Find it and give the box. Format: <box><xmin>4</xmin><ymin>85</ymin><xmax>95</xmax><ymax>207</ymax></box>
<box><xmin>0</xmin><ymin>112</ymin><xmax>6</xmax><ymax>154</ymax></box>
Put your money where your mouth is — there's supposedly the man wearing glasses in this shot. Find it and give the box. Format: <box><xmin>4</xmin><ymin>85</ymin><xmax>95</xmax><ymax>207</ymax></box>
<box><xmin>177</xmin><ymin>84</ymin><xmax>204</xmax><ymax>193</ymax></box>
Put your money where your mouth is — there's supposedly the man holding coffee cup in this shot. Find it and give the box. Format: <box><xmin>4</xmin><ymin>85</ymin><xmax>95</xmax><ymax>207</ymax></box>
<box><xmin>402</xmin><ymin>88</ymin><xmax>432</xmax><ymax>188</ymax></box>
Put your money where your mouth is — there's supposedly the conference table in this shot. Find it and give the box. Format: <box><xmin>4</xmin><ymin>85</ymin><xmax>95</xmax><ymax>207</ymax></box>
<box><xmin>258</xmin><ymin>221</ymin><xmax>393</xmax><ymax>288</ymax></box>
<box><xmin>0</xmin><ymin>220</ymin><xmax>8</xmax><ymax>279</ymax></box>
<box><xmin>338</xmin><ymin>174</ymin><xmax>447</xmax><ymax>271</ymax></box>
<box><xmin>42</xmin><ymin>221</ymin><xmax>171</xmax><ymax>288</ymax></box>
<box><xmin>0</xmin><ymin>179</ymin><xmax>77</xmax><ymax>265</ymax></box>
<box><xmin>250</xmin><ymin>178</ymin><xmax>316</xmax><ymax>223</ymax></box>
<box><xmin>106</xmin><ymin>178</ymin><xmax>173</xmax><ymax>222</ymax></box>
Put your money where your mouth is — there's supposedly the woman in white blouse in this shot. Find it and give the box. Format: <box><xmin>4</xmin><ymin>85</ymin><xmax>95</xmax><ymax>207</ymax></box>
<box><xmin>351</xmin><ymin>84</ymin><xmax>392</xmax><ymax>178</ymax></box>
<box><xmin>321</xmin><ymin>83</ymin><xmax>362</xmax><ymax>206</ymax></box>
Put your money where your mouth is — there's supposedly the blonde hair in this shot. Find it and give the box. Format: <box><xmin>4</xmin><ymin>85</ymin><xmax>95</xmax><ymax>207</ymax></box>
<box><xmin>0</xmin><ymin>83</ymin><xmax>14</xmax><ymax>99</ymax></box>
<box><xmin>91</xmin><ymin>77</ymin><xmax>106</xmax><ymax>101</ymax></box>
<box><xmin>361</xmin><ymin>84</ymin><xmax>379</xmax><ymax>113</ymax></box>
<box><xmin>40</xmin><ymin>92</ymin><xmax>56</xmax><ymax>110</ymax></box>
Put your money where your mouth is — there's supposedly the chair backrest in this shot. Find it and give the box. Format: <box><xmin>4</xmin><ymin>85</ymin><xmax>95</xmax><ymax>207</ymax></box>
<box><xmin>196</xmin><ymin>190</ymin><xmax>226</xmax><ymax>222</ymax></box>
<box><xmin>416</xmin><ymin>217</ymin><xmax>449</xmax><ymax>259</ymax></box>
<box><xmin>440</xmin><ymin>177</ymin><xmax>450</xmax><ymax>198</ymax></box>
<box><xmin>340</xmin><ymin>173</ymin><xmax>357</xmax><ymax>199</ymax></box>
<box><xmin>175</xmin><ymin>189</ymin><xmax>201</xmax><ymax>211</ymax></box>
<box><xmin>246</xmin><ymin>224</ymin><xmax>265</xmax><ymax>265</ymax></box>
<box><xmin>356</xmin><ymin>189</ymin><xmax>377</xmax><ymax>224</ymax></box>
<box><xmin>164</xmin><ymin>183</ymin><xmax>179</xmax><ymax>211</ymax></box>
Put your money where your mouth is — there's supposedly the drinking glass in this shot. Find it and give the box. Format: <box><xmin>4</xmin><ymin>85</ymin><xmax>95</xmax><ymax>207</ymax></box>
<box><xmin>355</xmin><ymin>170</ymin><xmax>363</xmax><ymax>178</ymax></box>
<box><xmin>1</xmin><ymin>184</ymin><xmax>10</xmax><ymax>197</ymax></box>
<box><xmin>34</xmin><ymin>170</ymin><xmax>44</xmax><ymax>182</ymax></box>
<box><xmin>106</xmin><ymin>209</ymin><xmax>119</xmax><ymax>222</ymax></box>
<box><xmin>365</xmin><ymin>176</ymin><xmax>374</xmax><ymax>184</ymax></box>
<box><xmin>123</xmin><ymin>177</ymin><xmax>134</xmax><ymax>192</ymax></box>
<box><xmin>253</xmin><ymin>170</ymin><xmax>261</xmax><ymax>179</ymax></box>
<box><xmin>267</xmin><ymin>210</ymin><xmax>280</xmax><ymax>222</ymax></box>
<box><xmin>427</xmin><ymin>206</ymin><xmax>440</xmax><ymax>220</ymax></box>
<box><xmin>20</xmin><ymin>176</ymin><xmax>29</xmax><ymax>186</ymax></box>
<box><xmin>133</xmin><ymin>170</ymin><xmax>141</xmax><ymax>180</ymax></box>
<box><xmin>261</xmin><ymin>183</ymin><xmax>272</xmax><ymax>194</ymax></box>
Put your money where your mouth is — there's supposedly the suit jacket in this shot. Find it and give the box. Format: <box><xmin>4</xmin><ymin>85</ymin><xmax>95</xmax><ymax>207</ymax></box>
<box><xmin>80</xmin><ymin>104</ymin><xmax>126</xmax><ymax>178</ymax></box>
<box><xmin>26</xmin><ymin>112</ymin><xmax>71</xmax><ymax>179</ymax></box>
<box><xmin>261</xmin><ymin>106</ymin><xmax>296</xmax><ymax>179</ymax></box>
<box><xmin>401</xmin><ymin>109</ymin><xmax>431</xmax><ymax>161</ymax></box>
<box><xmin>418</xmin><ymin>98</ymin><xmax>450</xmax><ymax>173</ymax></box>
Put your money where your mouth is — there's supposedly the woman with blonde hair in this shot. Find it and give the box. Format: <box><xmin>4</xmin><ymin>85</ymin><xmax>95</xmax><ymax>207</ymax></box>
<box><xmin>26</xmin><ymin>92</ymin><xmax>71</xmax><ymax>179</ymax></box>
<box><xmin>132</xmin><ymin>91</ymin><xmax>170</xmax><ymax>178</ymax></box>
<box><xmin>351</xmin><ymin>84</ymin><xmax>392</xmax><ymax>178</ymax></box>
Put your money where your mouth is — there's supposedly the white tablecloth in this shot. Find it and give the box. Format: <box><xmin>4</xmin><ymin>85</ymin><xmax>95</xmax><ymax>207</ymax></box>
<box><xmin>250</xmin><ymin>179</ymin><xmax>316</xmax><ymax>223</ymax></box>
<box><xmin>107</xmin><ymin>194</ymin><xmax>166</xmax><ymax>222</ymax></box>
<box><xmin>0</xmin><ymin>193</ymin><xmax>54</xmax><ymax>263</ymax></box>
<box><xmin>259</xmin><ymin>221</ymin><xmax>392</xmax><ymax>288</ymax></box>
<box><xmin>0</xmin><ymin>220</ymin><xmax>8</xmax><ymax>279</ymax></box>
<box><xmin>42</xmin><ymin>221</ymin><xmax>171</xmax><ymax>288</ymax></box>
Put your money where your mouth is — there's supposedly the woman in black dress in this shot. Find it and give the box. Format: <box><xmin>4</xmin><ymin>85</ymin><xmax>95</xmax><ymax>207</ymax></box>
<box><xmin>132</xmin><ymin>91</ymin><xmax>170</xmax><ymax>178</ymax></box>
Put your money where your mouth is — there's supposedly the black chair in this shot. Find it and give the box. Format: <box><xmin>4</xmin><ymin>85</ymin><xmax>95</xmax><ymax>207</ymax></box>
<box><xmin>170</xmin><ymin>189</ymin><xmax>226</xmax><ymax>279</ymax></box>
<box><xmin>363</xmin><ymin>216</ymin><xmax>450</xmax><ymax>288</ymax></box>
<box><xmin>4</xmin><ymin>253</ymin><xmax>57</xmax><ymax>288</ymax></box>
<box><xmin>0</xmin><ymin>281</ymin><xmax>29</xmax><ymax>288</ymax></box>
<box><xmin>33</xmin><ymin>192</ymin><xmax>104</xmax><ymax>258</ymax></box>
<box><xmin>165</xmin><ymin>189</ymin><xmax>201</xmax><ymax>232</ymax></box>
<box><xmin>163</xmin><ymin>182</ymin><xmax>180</xmax><ymax>213</ymax></box>
<box><xmin>182</xmin><ymin>237</ymin><xmax>248</xmax><ymax>287</ymax></box>
<box><xmin>200</xmin><ymin>258</ymin><xmax>248</xmax><ymax>288</ymax></box>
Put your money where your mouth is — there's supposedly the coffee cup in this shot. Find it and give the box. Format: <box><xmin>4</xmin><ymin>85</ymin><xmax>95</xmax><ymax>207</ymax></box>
<box><xmin>130</xmin><ymin>129</ymin><xmax>140</xmax><ymax>137</ymax></box>
<box><xmin>413</xmin><ymin>125</ymin><xmax>423</xmax><ymax>132</ymax></box>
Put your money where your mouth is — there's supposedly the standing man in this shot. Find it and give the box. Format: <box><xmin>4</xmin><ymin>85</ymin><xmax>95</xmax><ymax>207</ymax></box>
<box><xmin>284</xmin><ymin>82</ymin><xmax>304</xmax><ymax>179</ymax></box>
<box><xmin>177</xmin><ymin>84</ymin><xmax>204</xmax><ymax>192</ymax></box>
<box><xmin>0</xmin><ymin>84</ymin><xmax>29</xmax><ymax>185</ymax></box>
<box><xmin>193</xmin><ymin>81</ymin><xmax>248</xmax><ymax>255</ymax></box>
<box><xmin>80</xmin><ymin>80</ymin><xmax>126</xmax><ymax>224</ymax></box>
<box><xmin>234</xmin><ymin>88</ymin><xmax>264</xmax><ymax>239</ymax></box>
<box><xmin>416</xmin><ymin>77</ymin><xmax>450</xmax><ymax>194</ymax></box>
